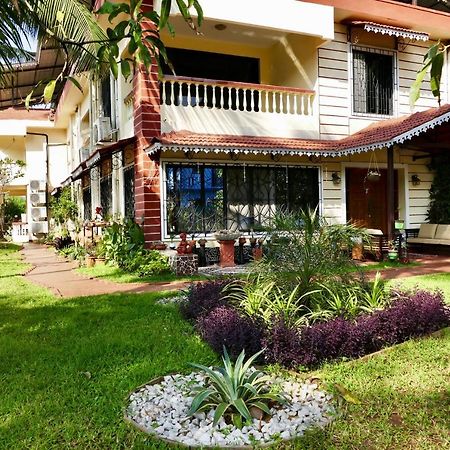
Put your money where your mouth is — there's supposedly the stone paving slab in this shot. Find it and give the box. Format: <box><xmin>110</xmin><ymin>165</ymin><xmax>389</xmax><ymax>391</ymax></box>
<box><xmin>21</xmin><ymin>244</ymin><xmax>189</xmax><ymax>298</ymax></box>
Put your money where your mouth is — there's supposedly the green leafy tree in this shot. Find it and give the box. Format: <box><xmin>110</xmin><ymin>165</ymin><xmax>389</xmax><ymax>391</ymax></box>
<box><xmin>49</xmin><ymin>186</ymin><xmax>78</xmax><ymax>235</ymax></box>
<box><xmin>0</xmin><ymin>0</ymin><xmax>203</xmax><ymax>106</ymax></box>
<box><xmin>411</xmin><ymin>42</ymin><xmax>446</xmax><ymax>106</ymax></box>
<box><xmin>0</xmin><ymin>158</ymin><xmax>25</xmax><ymax>238</ymax></box>
<box><xmin>427</xmin><ymin>155</ymin><xmax>450</xmax><ymax>223</ymax></box>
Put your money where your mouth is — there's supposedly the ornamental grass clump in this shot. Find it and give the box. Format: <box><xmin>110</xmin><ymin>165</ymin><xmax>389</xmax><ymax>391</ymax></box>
<box><xmin>188</xmin><ymin>348</ymin><xmax>287</xmax><ymax>429</ymax></box>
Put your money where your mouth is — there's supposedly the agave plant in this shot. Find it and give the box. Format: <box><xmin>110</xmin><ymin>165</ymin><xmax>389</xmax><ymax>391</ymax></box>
<box><xmin>187</xmin><ymin>348</ymin><xmax>287</xmax><ymax>429</ymax></box>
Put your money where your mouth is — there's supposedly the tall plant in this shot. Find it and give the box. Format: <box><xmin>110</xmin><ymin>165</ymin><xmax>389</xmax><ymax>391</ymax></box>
<box><xmin>254</xmin><ymin>209</ymin><xmax>369</xmax><ymax>295</ymax></box>
<box><xmin>427</xmin><ymin>154</ymin><xmax>450</xmax><ymax>223</ymax></box>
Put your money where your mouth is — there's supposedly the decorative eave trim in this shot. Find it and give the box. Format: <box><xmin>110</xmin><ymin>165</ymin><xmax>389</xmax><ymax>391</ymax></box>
<box><xmin>351</xmin><ymin>21</ymin><xmax>429</xmax><ymax>42</ymax></box>
<box><xmin>61</xmin><ymin>176</ymin><xmax>73</xmax><ymax>187</ymax></box>
<box><xmin>71</xmin><ymin>162</ymin><xmax>86</xmax><ymax>181</ymax></box>
<box><xmin>86</xmin><ymin>151</ymin><xmax>101</xmax><ymax>169</ymax></box>
<box><xmin>146</xmin><ymin>142</ymin><xmax>340</xmax><ymax>158</ymax></box>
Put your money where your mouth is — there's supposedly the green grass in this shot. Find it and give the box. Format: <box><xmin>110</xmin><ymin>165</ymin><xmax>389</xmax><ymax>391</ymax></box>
<box><xmin>1</xmin><ymin>245</ymin><xmax>450</xmax><ymax>449</ymax></box>
<box><xmin>76</xmin><ymin>263</ymin><xmax>208</xmax><ymax>284</ymax></box>
<box><xmin>357</xmin><ymin>259</ymin><xmax>420</xmax><ymax>272</ymax></box>
<box><xmin>296</xmin><ymin>328</ymin><xmax>450</xmax><ymax>450</ymax></box>
<box><xmin>389</xmin><ymin>272</ymin><xmax>450</xmax><ymax>303</ymax></box>
<box><xmin>0</xmin><ymin>248</ymin><xmax>217</xmax><ymax>449</ymax></box>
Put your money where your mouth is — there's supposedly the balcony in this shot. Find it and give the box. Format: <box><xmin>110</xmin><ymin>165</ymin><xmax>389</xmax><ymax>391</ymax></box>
<box><xmin>160</xmin><ymin>77</ymin><xmax>318</xmax><ymax>139</ymax></box>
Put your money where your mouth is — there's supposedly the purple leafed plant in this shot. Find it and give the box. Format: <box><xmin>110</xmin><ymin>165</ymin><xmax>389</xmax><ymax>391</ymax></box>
<box><xmin>180</xmin><ymin>279</ymin><xmax>230</xmax><ymax>321</ymax></box>
<box><xmin>264</xmin><ymin>290</ymin><xmax>449</xmax><ymax>369</ymax></box>
<box><xmin>197</xmin><ymin>306</ymin><xmax>263</xmax><ymax>359</ymax></box>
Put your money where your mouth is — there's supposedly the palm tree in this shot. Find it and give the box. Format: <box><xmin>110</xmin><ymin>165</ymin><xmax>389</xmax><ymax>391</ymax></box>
<box><xmin>0</xmin><ymin>0</ymin><xmax>106</xmax><ymax>81</ymax></box>
<box><xmin>0</xmin><ymin>0</ymin><xmax>203</xmax><ymax>106</ymax></box>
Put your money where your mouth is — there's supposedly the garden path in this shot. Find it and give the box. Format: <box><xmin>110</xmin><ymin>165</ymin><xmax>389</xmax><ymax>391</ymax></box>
<box><xmin>20</xmin><ymin>243</ymin><xmax>189</xmax><ymax>298</ymax></box>
<box><xmin>365</xmin><ymin>253</ymin><xmax>450</xmax><ymax>280</ymax></box>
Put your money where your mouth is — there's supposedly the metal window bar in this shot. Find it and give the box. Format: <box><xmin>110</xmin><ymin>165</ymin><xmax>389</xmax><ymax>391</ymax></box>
<box><xmin>352</xmin><ymin>47</ymin><xmax>395</xmax><ymax>116</ymax></box>
<box><xmin>164</xmin><ymin>163</ymin><xmax>320</xmax><ymax>236</ymax></box>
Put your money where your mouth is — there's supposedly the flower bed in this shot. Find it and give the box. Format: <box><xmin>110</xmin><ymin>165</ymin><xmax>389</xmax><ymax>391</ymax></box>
<box><xmin>125</xmin><ymin>372</ymin><xmax>333</xmax><ymax>447</ymax></box>
<box><xmin>182</xmin><ymin>282</ymin><xmax>450</xmax><ymax>369</ymax></box>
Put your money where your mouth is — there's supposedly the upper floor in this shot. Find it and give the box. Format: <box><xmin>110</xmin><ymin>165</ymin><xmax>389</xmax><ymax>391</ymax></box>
<box><xmin>54</xmin><ymin>0</ymin><xmax>450</xmax><ymax>170</ymax></box>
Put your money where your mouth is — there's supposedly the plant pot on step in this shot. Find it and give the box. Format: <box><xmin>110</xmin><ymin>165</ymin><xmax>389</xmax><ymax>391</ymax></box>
<box><xmin>388</xmin><ymin>250</ymin><xmax>398</xmax><ymax>261</ymax></box>
<box><xmin>85</xmin><ymin>255</ymin><xmax>96</xmax><ymax>267</ymax></box>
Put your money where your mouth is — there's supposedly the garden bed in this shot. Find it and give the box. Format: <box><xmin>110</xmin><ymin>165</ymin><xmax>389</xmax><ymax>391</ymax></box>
<box><xmin>125</xmin><ymin>372</ymin><xmax>333</xmax><ymax>448</ymax></box>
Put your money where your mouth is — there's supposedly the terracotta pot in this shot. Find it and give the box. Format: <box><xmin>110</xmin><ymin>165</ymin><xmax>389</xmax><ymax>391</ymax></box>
<box><xmin>252</xmin><ymin>247</ymin><xmax>263</xmax><ymax>260</ymax></box>
<box><xmin>85</xmin><ymin>255</ymin><xmax>96</xmax><ymax>268</ymax></box>
<box><xmin>95</xmin><ymin>257</ymin><xmax>106</xmax><ymax>266</ymax></box>
<box><xmin>154</xmin><ymin>243</ymin><xmax>167</xmax><ymax>250</ymax></box>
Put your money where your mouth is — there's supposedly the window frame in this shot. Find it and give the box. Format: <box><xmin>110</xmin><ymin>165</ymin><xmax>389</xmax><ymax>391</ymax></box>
<box><xmin>160</xmin><ymin>160</ymin><xmax>322</xmax><ymax>239</ymax></box>
<box><xmin>350</xmin><ymin>44</ymin><xmax>398</xmax><ymax>119</ymax></box>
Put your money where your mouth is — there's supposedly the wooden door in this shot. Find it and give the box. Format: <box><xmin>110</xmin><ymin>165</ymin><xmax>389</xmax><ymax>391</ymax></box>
<box><xmin>346</xmin><ymin>168</ymin><xmax>398</xmax><ymax>233</ymax></box>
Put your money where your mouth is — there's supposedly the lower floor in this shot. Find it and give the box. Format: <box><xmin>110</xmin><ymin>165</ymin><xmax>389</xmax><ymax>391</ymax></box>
<box><xmin>71</xmin><ymin>143</ymin><xmax>432</xmax><ymax>245</ymax></box>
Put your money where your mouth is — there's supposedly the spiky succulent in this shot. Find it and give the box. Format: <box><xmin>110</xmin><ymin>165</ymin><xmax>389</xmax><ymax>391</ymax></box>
<box><xmin>187</xmin><ymin>348</ymin><xmax>287</xmax><ymax>429</ymax></box>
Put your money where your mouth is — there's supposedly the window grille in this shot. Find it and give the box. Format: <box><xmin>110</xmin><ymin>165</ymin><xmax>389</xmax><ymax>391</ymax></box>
<box><xmin>352</xmin><ymin>48</ymin><xmax>395</xmax><ymax>116</ymax></box>
<box><xmin>123</xmin><ymin>164</ymin><xmax>135</xmax><ymax>219</ymax></box>
<box><xmin>83</xmin><ymin>187</ymin><xmax>91</xmax><ymax>221</ymax></box>
<box><xmin>164</xmin><ymin>164</ymin><xmax>319</xmax><ymax>235</ymax></box>
<box><xmin>100</xmin><ymin>175</ymin><xmax>112</xmax><ymax>217</ymax></box>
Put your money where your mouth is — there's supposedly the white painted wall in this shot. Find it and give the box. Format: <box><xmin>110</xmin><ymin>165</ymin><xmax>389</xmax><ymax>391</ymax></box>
<box><xmin>318</xmin><ymin>24</ymin><xmax>446</xmax><ymax>140</ymax></box>
<box><xmin>155</xmin><ymin>0</ymin><xmax>334</xmax><ymax>40</ymax></box>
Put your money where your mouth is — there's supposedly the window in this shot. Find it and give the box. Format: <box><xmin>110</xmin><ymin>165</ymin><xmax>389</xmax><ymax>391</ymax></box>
<box><xmin>164</xmin><ymin>164</ymin><xmax>319</xmax><ymax>235</ymax></box>
<box><xmin>352</xmin><ymin>47</ymin><xmax>395</xmax><ymax>116</ymax></box>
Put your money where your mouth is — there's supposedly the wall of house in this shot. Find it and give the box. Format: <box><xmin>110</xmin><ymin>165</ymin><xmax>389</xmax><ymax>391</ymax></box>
<box><xmin>318</xmin><ymin>23</ymin><xmax>447</xmax><ymax>140</ymax></box>
<box><xmin>320</xmin><ymin>148</ymin><xmax>433</xmax><ymax>228</ymax></box>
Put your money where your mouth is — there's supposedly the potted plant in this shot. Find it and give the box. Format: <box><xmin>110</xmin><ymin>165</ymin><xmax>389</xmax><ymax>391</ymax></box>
<box><xmin>213</xmin><ymin>230</ymin><xmax>240</xmax><ymax>241</ymax></box>
<box><xmin>85</xmin><ymin>242</ymin><xmax>97</xmax><ymax>267</ymax></box>
<box><xmin>366</xmin><ymin>170</ymin><xmax>381</xmax><ymax>182</ymax></box>
<box><xmin>387</xmin><ymin>240</ymin><xmax>398</xmax><ymax>261</ymax></box>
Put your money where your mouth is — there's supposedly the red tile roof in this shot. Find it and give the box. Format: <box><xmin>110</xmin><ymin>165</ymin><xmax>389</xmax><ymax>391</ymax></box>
<box><xmin>152</xmin><ymin>104</ymin><xmax>450</xmax><ymax>157</ymax></box>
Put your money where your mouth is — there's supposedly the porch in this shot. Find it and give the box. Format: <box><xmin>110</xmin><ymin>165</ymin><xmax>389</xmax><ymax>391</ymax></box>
<box><xmin>147</xmin><ymin>104</ymin><xmax>450</xmax><ymax>253</ymax></box>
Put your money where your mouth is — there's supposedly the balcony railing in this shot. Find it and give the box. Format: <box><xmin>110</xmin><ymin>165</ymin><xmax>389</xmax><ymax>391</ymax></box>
<box><xmin>161</xmin><ymin>76</ymin><xmax>315</xmax><ymax>116</ymax></box>
<box><xmin>160</xmin><ymin>76</ymin><xmax>318</xmax><ymax>138</ymax></box>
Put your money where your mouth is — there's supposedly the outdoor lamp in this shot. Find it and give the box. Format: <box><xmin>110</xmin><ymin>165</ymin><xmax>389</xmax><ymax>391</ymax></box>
<box><xmin>332</xmin><ymin>172</ymin><xmax>342</xmax><ymax>185</ymax></box>
<box><xmin>411</xmin><ymin>174</ymin><xmax>421</xmax><ymax>186</ymax></box>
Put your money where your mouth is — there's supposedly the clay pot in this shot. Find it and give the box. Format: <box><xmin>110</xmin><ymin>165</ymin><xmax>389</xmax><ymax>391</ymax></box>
<box><xmin>95</xmin><ymin>257</ymin><xmax>106</xmax><ymax>266</ymax></box>
<box><xmin>85</xmin><ymin>255</ymin><xmax>96</xmax><ymax>268</ymax></box>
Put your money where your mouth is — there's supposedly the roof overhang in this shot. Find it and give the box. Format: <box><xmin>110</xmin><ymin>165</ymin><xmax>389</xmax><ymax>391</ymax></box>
<box><xmin>147</xmin><ymin>105</ymin><xmax>450</xmax><ymax>158</ymax></box>
<box><xmin>349</xmin><ymin>21</ymin><xmax>429</xmax><ymax>42</ymax></box>
<box><xmin>85</xmin><ymin>137</ymin><xmax>136</xmax><ymax>168</ymax></box>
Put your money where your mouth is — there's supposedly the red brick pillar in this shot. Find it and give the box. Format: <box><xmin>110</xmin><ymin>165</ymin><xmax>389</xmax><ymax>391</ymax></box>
<box><xmin>133</xmin><ymin>0</ymin><xmax>163</xmax><ymax>246</ymax></box>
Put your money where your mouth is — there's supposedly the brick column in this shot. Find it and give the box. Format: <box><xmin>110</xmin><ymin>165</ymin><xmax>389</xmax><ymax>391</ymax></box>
<box><xmin>133</xmin><ymin>0</ymin><xmax>163</xmax><ymax>245</ymax></box>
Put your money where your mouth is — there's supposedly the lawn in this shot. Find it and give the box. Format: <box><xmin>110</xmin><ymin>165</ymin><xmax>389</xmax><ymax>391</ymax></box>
<box><xmin>390</xmin><ymin>272</ymin><xmax>450</xmax><ymax>303</ymax></box>
<box><xmin>1</xmin><ymin>244</ymin><xmax>449</xmax><ymax>449</ymax></box>
<box><xmin>0</xmin><ymin>246</ymin><xmax>216</xmax><ymax>449</ymax></box>
<box><xmin>76</xmin><ymin>263</ymin><xmax>208</xmax><ymax>284</ymax></box>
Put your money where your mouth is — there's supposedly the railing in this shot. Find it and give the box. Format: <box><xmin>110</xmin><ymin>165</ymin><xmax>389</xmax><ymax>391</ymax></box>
<box><xmin>160</xmin><ymin>76</ymin><xmax>315</xmax><ymax>116</ymax></box>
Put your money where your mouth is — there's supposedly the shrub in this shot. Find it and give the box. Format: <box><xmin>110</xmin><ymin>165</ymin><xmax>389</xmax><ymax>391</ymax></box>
<box><xmin>197</xmin><ymin>306</ymin><xmax>263</xmax><ymax>359</ymax></box>
<box><xmin>133</xmin><ymin>250</ymin><xmax>171</xmax><ymax>276</ymax></box>
<box><xmin>262</xmin><ymin>317</ymin><xmax>304</xmax><ymax>368</ymax></box>
<box><xmin>357</xmin><ymin>290</ymin><xmax>450</xmax><ymax>354</ymax></box>
<box><xmin>264</xmin><ymin>290</ymin><xmax>449</xmax><ymax>369</ymax></box>
<box><xmin>180</xmin><ymin>279</ymin><xmax>230</xmax><ymax>321</ymax></box>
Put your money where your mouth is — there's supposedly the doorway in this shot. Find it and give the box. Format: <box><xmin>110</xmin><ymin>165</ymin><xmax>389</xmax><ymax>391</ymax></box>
<box><xmin>346</xmin><ymin>168</ymin><xmax>398</xmax><ymax>233</ymax></box>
